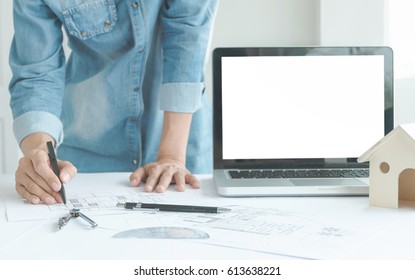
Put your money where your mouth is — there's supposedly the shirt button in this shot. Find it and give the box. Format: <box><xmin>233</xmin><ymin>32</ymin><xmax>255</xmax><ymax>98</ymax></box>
<box><xmin>130</xmin><ymin>116</ymin><xmax>137</xmax><ymax>121</ymax></box>
<box><xmin>132</xmin><ymin>159</ymin><xmax>138</xmax><ymax>165</ymax></box>
<box><xmin>133</xmin><ymin>2</ymin><xmax>139</xmax><ymax>8</ymax></box>
<box><xmin>104</xmin><ymin>20</ymin><xmax>111</xmax><ymax>28</ymax></box>
<box><xmin>133</xmin><ymin>87</ymin><xmax>140</xmax><ymax>92</ymax></box>
<box><xmin>81</xmin><ymin>31</ymin><xmax>88</xmax><ymax>37</ymax></box>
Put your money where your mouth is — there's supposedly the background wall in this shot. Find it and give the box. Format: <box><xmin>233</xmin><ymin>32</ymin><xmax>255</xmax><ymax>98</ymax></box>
<box><xmin>386</xmin><ymin>0</ymin><xmax>415</xmax><ymax>126</ymax></box>
<box><xmin>211</xmin><ymin>0</ymin><xmax>320</xmax><ymax>47</ymax></box>
<box><xmin>0</xmin><ymin>0</ymin><xmax>414</xmax><ymax>173</ymax></box>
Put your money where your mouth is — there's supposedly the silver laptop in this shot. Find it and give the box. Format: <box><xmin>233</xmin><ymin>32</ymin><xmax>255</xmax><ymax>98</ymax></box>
<box><xmin>212</xmin><ymin>47</ymin><xmax>394</xmax><ymax>196</ymax></box>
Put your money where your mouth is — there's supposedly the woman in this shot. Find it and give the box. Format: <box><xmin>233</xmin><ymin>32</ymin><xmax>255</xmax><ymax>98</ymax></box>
<box><xmin>9</xmin><ymin>0</ymin><xmax>218</xmax><ymax>204</ymax></box>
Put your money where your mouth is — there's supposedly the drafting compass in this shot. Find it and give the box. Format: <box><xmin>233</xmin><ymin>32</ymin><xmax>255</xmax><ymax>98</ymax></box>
<box><xmin>58</xmin><ymin>208</ymin><xmax>98</xmax><ymax>230</ymax></box>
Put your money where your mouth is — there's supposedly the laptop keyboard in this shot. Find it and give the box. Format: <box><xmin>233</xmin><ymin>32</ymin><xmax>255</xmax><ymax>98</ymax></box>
<box><xmin>228</xmin><ymin>169</ymin><xmax>369</xmax><ymax>179</ymax></box>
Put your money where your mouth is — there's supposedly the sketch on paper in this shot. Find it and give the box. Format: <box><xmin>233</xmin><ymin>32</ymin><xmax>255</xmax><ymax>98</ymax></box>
<box><xmin>47</xmin><ymin>191</ymin><xmax>163</xmax><ymax>212</ymax></box>
<box><xmin>113</xmin><ymin>227</ymin><xmax>209</xmax><ymax>239</ymax></box>
<box><xmin>121</xmin><ymin>205</ymin><xmax>359</xmax><ymax>259</ymax></box>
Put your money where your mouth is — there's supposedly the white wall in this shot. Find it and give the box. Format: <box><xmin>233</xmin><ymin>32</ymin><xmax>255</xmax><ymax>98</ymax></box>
<box><xmin>211</xmin><ymin>0</ymin><xmax>320</xmax><ymax>47</ymax></box>
<box><xmin>319</xmin><ymin>0</ymin><xmax>385</xmax><ymax>45</ymax></box>
<box><xmin>386</xmin><ymin>0</ymin><xmax>415</xmax><ymax>126</ymax></box>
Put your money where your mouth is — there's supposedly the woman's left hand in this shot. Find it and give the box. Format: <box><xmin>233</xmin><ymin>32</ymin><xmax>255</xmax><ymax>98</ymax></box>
<box><xmin>129</xmin><ymin>158</ymin><xmax>200</xmax><ymax>192</ymax></box>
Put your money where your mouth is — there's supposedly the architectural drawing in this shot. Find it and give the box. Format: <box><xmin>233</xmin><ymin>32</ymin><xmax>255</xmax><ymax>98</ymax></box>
<box><xmin>6</xmin><ymin>190</ymin><xmax>164</xmax><ymax>222</ymax></box>
<box><xmin>48</xmin><ymin>190</ymin><xmax>163</xmax><ymax>212</ymax></box>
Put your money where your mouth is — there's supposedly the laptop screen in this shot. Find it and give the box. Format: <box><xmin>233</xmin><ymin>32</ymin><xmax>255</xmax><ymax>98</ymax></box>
<box><xmin>213</xmin><ymin>47</ymin><xmax>394</xmax><ymax>169</ymax></box>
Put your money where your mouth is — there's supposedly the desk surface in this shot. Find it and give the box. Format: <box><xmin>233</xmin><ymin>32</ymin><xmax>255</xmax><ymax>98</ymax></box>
<box><xmin>1</xmin><ymin>172</ymin><xmax>415</xmax><ymax>260</ymax></box>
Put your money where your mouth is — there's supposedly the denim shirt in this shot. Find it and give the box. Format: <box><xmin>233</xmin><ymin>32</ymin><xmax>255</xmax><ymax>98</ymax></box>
<box><xmin>9</xmin><ymin>0</ymin><xmax>217</xmax><ymax>173</ymax></box>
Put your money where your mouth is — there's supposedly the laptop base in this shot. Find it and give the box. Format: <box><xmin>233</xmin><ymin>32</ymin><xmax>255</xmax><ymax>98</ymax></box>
<box><xmin>214</xmin><ymin>170</ymin><xmax>369</xmax><ymax>197</ymax></box>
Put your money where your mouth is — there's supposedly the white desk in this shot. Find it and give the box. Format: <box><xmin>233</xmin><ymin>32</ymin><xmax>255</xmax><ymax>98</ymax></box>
<box><xmin>1</xmin><ymin>172</ymin><xmax>415</xmax><ymax>260</ymax></box>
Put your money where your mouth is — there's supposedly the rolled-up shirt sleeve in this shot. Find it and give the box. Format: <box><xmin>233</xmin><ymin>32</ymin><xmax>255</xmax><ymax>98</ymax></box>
<box><xmin>9</xmin><ymin>0</ymin><xmax>66</xmax><ymax>145</ymax></box>
<box><xmin>159</xmin><ymin>0</ymin><xmax>218</xmax><ymax>113</ymax></box>
<box><xmin>13</xmin><ymin>111</ymin><xmax>64</xmax><ymax>145</ymax></box>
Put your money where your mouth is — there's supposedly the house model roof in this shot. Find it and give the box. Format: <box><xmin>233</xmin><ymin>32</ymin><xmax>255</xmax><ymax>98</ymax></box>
<box><xmin>358</xmin><ymin>123</ymin><xmax>415</xmax><ymax>163</ymax></box>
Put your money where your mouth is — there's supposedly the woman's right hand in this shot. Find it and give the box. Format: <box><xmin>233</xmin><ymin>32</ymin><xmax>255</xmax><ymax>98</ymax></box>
<box><xmin>15</xmin><ymin>133</ymin><xmax>77</xmax><ymax>204</ymax></box>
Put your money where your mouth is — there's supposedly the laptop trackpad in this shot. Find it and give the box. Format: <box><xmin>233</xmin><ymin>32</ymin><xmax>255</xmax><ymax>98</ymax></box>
<box><xmin>290</xmin><ymin>178</ymin><xmax>364</xmax><ymax>186</ymax></box>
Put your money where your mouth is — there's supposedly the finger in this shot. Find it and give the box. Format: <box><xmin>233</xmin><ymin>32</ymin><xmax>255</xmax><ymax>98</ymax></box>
<box><xmin>15</xmin><ymin>173</ymin><xmax>57</xmax><ymax>205</ymax></box>
<box><xmin>17</xmin><ymin>157</ymin><xmax>57</xmax><ymax>198</ymax></box>
<box><xmin>155</xmin><ymin>166</ymin><xmax>177</xmax><ymax>193</ymax></box>
<box><xmin>31</xmin><ymin>150</ymin><xmax>61</xmax><ymax>192</ymax></box>
<box><xmin>58</xmin><ymin>160</ymin><xmax>77</xmax><ymax>183</ymax></box>
<box><xmin>129</xmin><ymin>167</ymin><xmax>146</xmax><ymax>187</ymax></box>
<box><xmin>15</xmin><ymin>183</ymin><xmax>40</xmax><ymax>204</ymax></box>
<box><xmin>173</xmin><ymin>172</ymin><xmax>186</xmax><ymax>192</ymax></box>
<box><xmin>185</xmin><ymin>174</ymin><xmax>200</xmax><ymax>189</ymax></box>
<box><xmin>144</xmin><ymin>165</ymin><xmax>163</xmax><ymax>192</ymax></box>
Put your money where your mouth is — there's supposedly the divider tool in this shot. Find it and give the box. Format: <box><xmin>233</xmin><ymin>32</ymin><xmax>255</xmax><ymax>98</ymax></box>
<box><xmin>58</xmin><ymin>208</ymin><xmax>98</xmax><ymax>230</ymax></box>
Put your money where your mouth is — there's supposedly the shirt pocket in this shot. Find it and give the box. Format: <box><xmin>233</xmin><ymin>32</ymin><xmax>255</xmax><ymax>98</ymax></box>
<box><xmin>62</xmin><ymin>0</ymin><xmax>118</xmax><ymax>40</ymax></box>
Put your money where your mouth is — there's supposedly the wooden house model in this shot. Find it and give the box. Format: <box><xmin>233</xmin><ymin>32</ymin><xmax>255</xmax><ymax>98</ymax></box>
<box><xmin>358</xmin><ymin>123</ymin><xmax>415</xmax><ymax>208</ymax></box>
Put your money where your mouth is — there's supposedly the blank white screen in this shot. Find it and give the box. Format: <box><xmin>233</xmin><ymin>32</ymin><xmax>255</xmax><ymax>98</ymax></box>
<box><xmin>221</xmin><ymin>55</ymin><xmax>385</xmax><ymax>159</ymax></box>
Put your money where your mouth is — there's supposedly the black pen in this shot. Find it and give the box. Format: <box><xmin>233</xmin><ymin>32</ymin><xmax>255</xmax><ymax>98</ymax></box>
<box><xmin>47</xmin><ymin>141</ymin><xmax>66</xmax><ymax>204</ymax></box>
<box><xmin>116</xmin><ymin>202</ymin><xmax>231</xmax><ymax>213</ymax></box>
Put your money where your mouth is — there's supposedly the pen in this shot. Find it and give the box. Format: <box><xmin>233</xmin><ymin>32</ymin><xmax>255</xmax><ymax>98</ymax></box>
<box><xmin>117</xmin><ymin>202</ymin><xmax>231</xmax><ymax>213</ymax></box>
<box><xmin>47</xmin><ymin>141</ymin><xmax>67</xmax><ymax>204</ymax></box>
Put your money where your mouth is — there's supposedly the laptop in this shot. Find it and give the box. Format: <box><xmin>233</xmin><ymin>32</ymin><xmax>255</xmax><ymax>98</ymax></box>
<box><xmin>212</xmin><ymin>46</ymin><xmax>394</xmax><ymax>196</ymax></box>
